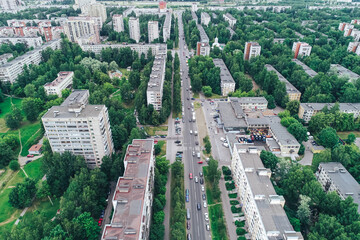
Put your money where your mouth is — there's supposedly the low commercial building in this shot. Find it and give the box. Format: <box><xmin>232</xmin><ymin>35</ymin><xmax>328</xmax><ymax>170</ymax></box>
<box><xmin>298</xmin><ymin>102</ymin><xmax>360</xmax><ymax>123</ymax></box>
<box><xmin>28</xmin><ymin>144</ymin><xmax>42</xmax><ymax>155</ymax></box>
<box><xmin>146</xmin><ymin>46</ymin><xmax>167</xmax><ymax>110</ymax></box>
<box><xmin>229</xmin><ymin>97</ymin><xmax>268</xmax><ymax>110</ymax></box>
<box><xmin>231</xmin><ymin>145</ymin><xmax>303</xmax><ymax>240</ymax></box>
<box><xmin>213</xmin><ymin>58</ymin><xmax>235</xmax><ymax>96</ymax></box>
<box><xmin>102</xmin><ymin>139</ymin><xmax>155</xmax><ymax>240</ymax></box>
<box><xmin>316</xmin><ymin>162</ymin><xmax>360</xmax><ymax>213</ymax></box>
<box><xmin>330</xmin><ymin>64</ymin><xmax>360</xmax><ymax>82</ymax></box>
<box><xmin>291</xmin><ymin>59</ymin><xmax>317</xmax><ymax>78</ymax></box>
<box><xmin>44</xmin><ymin>71</ymin><xmax>74</xmax><ymax>97</ymax></box>
<box><xmin>201</xmin><ymin>12</ymin><xmax>211</xmax><ymax>26</ymax></box>
<box><xmin>244</xmin><ymin>42</ymin><xmax>261</xmax><ymax>60</ymax></box>
<box><xmin>0</xmin><ymin>39</ymin><xmax>61</xmax><ymax>83</ymax></box>
<box><xmin>42</xmin><ymin>90</ymin><xmax>114</xmax><ymax>168</ymax></box>
<box><xmin>292</xmin><ymin>42</ymin><xmax>312</xmax><ymax>58</ymax></box>
<box><xmin>80</xmin><ymin>43</ymin><xmax>165</xmax><ymax>57</ymax></box>
<box><xmin>112</xmin><ymin>14</ymin><xmax>124</xmax><ymax>33</ymax></box>
<box><xmin>223</xmin><ymin>13</ymin><xmax>237</xmax><ymax>28</ymax></box>
<box><xmin>265</xmin><ymin>64</ymin><xmax>301</xmax><ymax>101</ymax></box>
<box><xmin>0</xmin><ymin>36</ymin><xmax>43</xmax><ymax>48</ymax></box>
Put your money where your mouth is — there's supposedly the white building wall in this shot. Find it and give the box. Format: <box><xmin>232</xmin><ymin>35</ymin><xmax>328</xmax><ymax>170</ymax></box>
<box><xmin>148</xmin><ymin>21</ymin><xmax>159</xmax><ymax>43</ymax></box>
<box><xmin>129</xmin><ymin>17</ymin><xmax>140</xmax><ymax>43</ymax></box>
<box><xmin>113</xmin><ymin>14</ymin><xmax>124</xmax><ymax>33</ymax></box>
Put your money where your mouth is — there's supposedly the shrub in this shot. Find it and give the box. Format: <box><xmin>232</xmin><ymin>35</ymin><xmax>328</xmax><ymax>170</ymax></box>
<box><xmin>154</xmin><ymin>144</ymin><xmax>161</xmax><ymax>155</ymax></box>
<box><xmin>230</xmin><ymin>200</ymin><xmax>239</xmax><ymax>205</ymax></box>
<box><xmin>225</xmin><ymin>181</ymin><xmax>235</xmax><ymax>191</ymax></box>
<box><xmin>236</xmin><ymin>228</ymin><xmax>246</xmax><ymax>235</ymax></box>
<box><xmin>222</xmin><ymin>166</ymin><xmax>231</xmax><ymax>175</ymax></box>
<box><xmin>224</xmin><ymin>175</ymin><xmax>232</xmax><ymax>181</ymax></box>
<box><xmin>231</xmin><ymin>205</ymin><xmax>242</xmax><ymax>213</ymax></box>
<box><xmin>237</xmin><ymin>237</ymin><xmax>246</xmax><ymax>240</ymax></box>
<box><xmin>228</xmin><ymin>193</ymin><xmax>237</xmax><ymax>198</ymax></box>
<box><xmin>235</xmin><ymin>220</ymin><xmax>245</xmax><ymax>227</ymax></box>
<box><xmin>9</xmin><ymin>160</ymin><xmax>20</xmax><ymax>171</ymax></box>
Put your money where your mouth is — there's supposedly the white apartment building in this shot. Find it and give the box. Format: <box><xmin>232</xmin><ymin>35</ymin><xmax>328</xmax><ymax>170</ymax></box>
<box><xmin>213</xmin><ymin>58</ymin><xmax>235</xmax><ymax>96</ymax></box>
<box><xmin>0</xmin><ymin>36</ymin><xmax>43</xmax><ymax>48</ymax></box>
<box><xmin>102</xmin><ymin>139</ymin><xmax>154</xmax><ymax>240</ymax></box>
<box><xmin>129</xmin><ymin>17</ymin><xmax>140</xmax><ymax>43</ymax></box>
<box><xmin>147</xmin><ymin>46</ymin><xmax>167</xmax><ymax>110</ymax></box>
<box><xmin>0</xmin><ymin>27</ymin><xmax>15</xmax><ymax>37</ymax></box>
<box><xmin>0</xmin><ymin>0</ymin><xmax>21</xmax><ymax>11</ymax></box>
<box><xmin>330</xmin><ymin>64</ymin><xmax>360</xmax><ymax>82</ymax></box>
<box><xmin>0</xmin><ymin>39</ymin><xmax>61</xmax><ymax>83</ymax></box>
<box><xmin>148</xmin><ymin>21</ymin><xmax>159</xmax><ymax>43</ymax></box>
<box><xmin>339</xmin><ymin>22</ymin><xmax>352</xmax><ymax>31</ymax></box>
<box><xmin>73</xmin><ymin>0</ymin><xmax>95</xmax><ymax>10</ymax></box>
<box><xmin>44</xmin><ymin>71</ymin><xmax>74</xmax><ymax>97</ymax></box>
<box><xmin>82</xmin><ymin>3</ymin><xmax>107</xmax><ymax>23</ymax></box>
<box><xmin>80</xmin><ymin>43</ymin><xmax>165</xmax><ymax>57</ymax></box>
<box><xmin>231</xmin><ymin>145</ymin><xmax>303</xmax><ymax>240</ymax></box>
<box><xmin>201</xmin><ymin>12</ymin><xmax>211</xmax><ymax>26</ymax></box>
<box><xmin>223</xmin><ymin>13</ymin><xmax>237</xmax><ymax>28</ymax></box>
<box><xmin>344</xmin><ymin>24</ymin><xmax>355</xmax><ymax>37</ymax></box>
<box><xmin>192</xmin><ymin>3</ymin><xmax>198</xmax><ymax>12</ymax></box>
<box><xmin>163</xmin><ymin>12</ymin><xmax>172</xmax><ymax>42</ymax></box>
<box><xmin>348</xmin><ymin>42</ymin><xmax>360</xmax><ymax>53</ymax></box>
<box><xmin>292</xmin><ymin>42</ymin><xmax>312</xmax><ymax>58</ymax></box>
<box><xmin>0</xmin><ymin>53</ymin><xmax>12</xmax><ymax>65</ymax></box>
<box><xmin>196</xmin><ymin>42</ymin><xmax>210</xmax><ymax>56</ymax></box>
<box><xmin>64</xmin><ymin>17</ymin><xmax>101</xmax><ymax>44</ymax></box>
<box><xmin>351</xmin><ymin>29</ymin><xmax>360</xmax><ymax>41</ymax></box>
<box><xmin>42</xmin><ymin>90</ymin><xmax>114</xmax><ymax>168</ymax></box>
<box><xmin>244</xmin><ymin>42</ymin><xmax>261</xmax><ymax>60</ymax></box>
<box><xmin>316</xmin><ymin>162</ymin><xmax>360</xmax><ymax>213</ymax></box>
<box><xmin>112</xmin><ymin>14</ymin><xmax>124</xmax><ymax>33</ymax></box>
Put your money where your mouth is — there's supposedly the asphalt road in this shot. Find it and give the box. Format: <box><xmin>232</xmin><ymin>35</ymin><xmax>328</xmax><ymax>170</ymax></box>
<box><xmin>177</xmin><ymin>11</ymin><xmax>211</xmax><ymax>240</ymax></box>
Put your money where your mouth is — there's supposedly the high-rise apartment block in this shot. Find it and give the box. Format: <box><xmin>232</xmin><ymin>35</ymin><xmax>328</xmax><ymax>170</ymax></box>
<box><xmin>42</xmin><ymin>90</ymin><xmax>114</xmax><ymax>168</ymax></box>
<box><xmin>231</xmin><ymin>145</ymin><xmax>303</xmax><ymax>240</ymax></box>
<box><xmin>339</xmin><ymin>22</ymin><xmax>352</xmax><ymax>31</ymax></box>
<box><xmin>351</xmin><ymin>19</ymin><xmax>360</xmax><ymax>25</ymax></box>
<box><xmin>73</xmin><ymin>0</ymin><xmax>96</xmax><ymax>10</ymax></box>
<box><xmin>82</xmin><ymin>3</ymin><xmax>107</xmax><ymax>23</ymax></box>
<box><xmin>101</xmin><ymin>139</ymin><xmax>155</xmax><ymax>240</ymax></box>
<box><xmin>292</xmin><ymin>42</ymin><xmax>312</xmax><ymax>59</ymax></box>
<box><xmin>201</xmin><ymin>12</ymin><xmax>211</xmax><ymax>26</ymax></box>
<box><xmin>64</xmin><ymin>17</ymin><xmax>101</xmax><ymax>44</ymax></box>
<box><xmin>348</xmin><ymin>42</ymin><xmax>360</xmax><ymax>55</ymax></box>
<box><xmin>213</xmin><ymin>58</ymin><xmax>235</xmax><ymax>96</ymax></box>
<box><xmin>351</xmin><ymin>29</ymin><xmax>360</xmax><ymax>41</ymax></box>
<box><xmin>196</xmin><ymin>42</ymin><xmax>210</xmax><ymax>56</ymax></box>
<box><xmin>0</xmin><ymin>0</ymin><xmax>22</xmax><ymax>11</ymax></box>
<box><xmin>147</xmin><ymin>46</ymin><xmax>167</xmax><ymax>110</ymax></box>
<box><xmin>148</xmin><ymin>21</ymin><xmax>159</xmax><ymax>43</ymax></box>
<box><xmin>129</xmin><ymin>17</ymin><xmax>140</xmax><ymax>43</ymax></box>
<box><xmin>112</xmin><ymin>14</ymin><xmax>124</xmax><ymax>33</ymax></box>
<box><xmin>223</xmin><ymin>13</ymin><xmax>237</xmax><ymax>28</ymax></box>
<box><xmin>44</xmin><ymin>71</ymin><xmax>74</xmax><ymax>97</ymax></box>
<box><xmin>344</xmin><ymin>24</ymin><xmax>355</xmax><ymax>37</ymax></box>
<box><xmin>244</xmin><ymin>42</ymin><xmax>261</xmax><ymax>60</ymax></box>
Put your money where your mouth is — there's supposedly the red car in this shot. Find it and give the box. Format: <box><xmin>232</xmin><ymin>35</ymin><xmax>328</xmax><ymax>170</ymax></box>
<box><xmin>197</xmin><ymin>161</ymin><xmax>203</xmax><ymax>164</ymax></box>
<box><xmin>98</xmin><ymin>218</ymin><xmax>103</xmax><ymax>226</ymax></box>
<box><xmin>27</xmin><ymin>154</ymin><xmax>34</xmax><ymax>158</ymax></box>
<box><xmin>189</xmin><ymin>173</ymin><xmax>193</xmax><ymax>179</ymax></box>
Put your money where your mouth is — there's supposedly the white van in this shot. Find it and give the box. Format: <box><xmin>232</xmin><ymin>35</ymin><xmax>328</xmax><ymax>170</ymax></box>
<box><xmin>220</xmin><ymin>137</ymin><xmax>225</xmax><ymax>142</ymax></box>
<box><xmin>190</xmin><ymin>130</ymin><xmax>193</xmax><ymax>135</ymax></box>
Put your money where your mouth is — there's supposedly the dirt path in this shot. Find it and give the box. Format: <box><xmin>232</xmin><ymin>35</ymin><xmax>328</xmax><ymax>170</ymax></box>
<box><xmin>246</xmin><ymin>74</ymin><xmax>260</xmax><ymax>91</ymax></box>
<box><xmin>0</xmin><ymin>211</ymin><xmax>19</xmax><ymax>226</ymax></box>
<box><xmin>0</xmin><ymin>170</ymin><xmax>13</xmax><ymax>190</ymax></box>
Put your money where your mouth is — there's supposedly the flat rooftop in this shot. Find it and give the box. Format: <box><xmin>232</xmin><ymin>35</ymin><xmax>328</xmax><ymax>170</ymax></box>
<box><xmin>213</xmin><ymin>58</ymin><xmax>235</xmax><ymax>85</ymax></box>
<box><xmin>197</xmin><ymin>24</ymin><xmax>209</xmax><ymax>42</ymax></box>
<box><xmin>44</xmin><ymin>71</ymin><xmax>73</xmax><ymax>87</ymax></box>
<box><xmin>268</xmin><ymin>116</ymin><xmax>299</xmax><ymax>147</ymax></box>
<box><xmin>330</xmin><ymin>64</ymin><xmax>360</xmax><ymax>81</ymax></box>
<box><xmin>102</xmin><ymin>139</ymin><xmax>154</xmax><ymax>240</ymax></box>
<box><xmin>292</xmin><ymin>59</ymin><xmax>317</xmax><ymax>78</ymax></box>
<box><xmin>218</xmin><ymin>101</ymin><xmax>247</xmax><ymax>129</ymax></box>
<box><xmin>265</xmin><ymin>64</ymin><xmax>301</xmax><ymax>94</ymax></box>
<box><xmin>230</xmin><ymin>96</ymin><xmax>268</xmax><ymax>105</ymax></box>
<box><xmin>147</xmin><ymin>48</ymin><xmax>167</xmax><ymax>92</ymax></box>
<box><xmin>224</xmin><ymin>13</ymin><xmax>236</xmax><ymax>20</ymax></box>
<box><xmin>319</xmin><ymin>162</ymin><xmax>360</xmax><ymax>212</ymax></box>
<box><xmin>300</xmin><ymin>102</ymin><xmax>360</xmax><ymax>112</ymax></box>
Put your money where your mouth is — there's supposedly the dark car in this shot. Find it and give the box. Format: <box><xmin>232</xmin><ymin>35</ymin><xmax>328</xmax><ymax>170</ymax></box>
<box><xmin>175</xmin><ymin>140</ymin><xmax>181</xmax><ymax>144</ymax></box>
<box><xmin>202</xmin><ymin>194</ymin><xmax>206</xmax><ymax>200</ymax></box>
<box><xmin>195</xmin><ymin>141</ymin><xmax>199</xmax><ymax>145</ymax></box>
<box><xmin>25</xmin><ymin>160</ymin><xmax>32</xmax><ymax>165</ymax></box>
<box><xmin>200</xmin><ymin>178</ymin><xmax>204</xmax><ymax>184</ymax></box>
<box><xmin>199</xmin><ymin>172</ymin><xmax>203</xmax><ymax>177</ymax></box>
<box><xmin>187</xmin><ymin>221</ymin><xmax>191</xmax><ymax>230</ymax></box>
<box><xmin>197</xmin><ymin>202</ymin><xmax>201</xmax><ymax>210</ymax></box>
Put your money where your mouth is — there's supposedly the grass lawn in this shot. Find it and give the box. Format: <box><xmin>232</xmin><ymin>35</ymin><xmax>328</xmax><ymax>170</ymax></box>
<box><xmin>203</xmin><ymin>166</ymin><xmax>221</xmax><ymax>205</ymax></box>
<box><xmin>157</xmin><ymin>140</ymin><xmax>166</xmax><ymax>156</ymax></box>
<box><xmin>24</xmin><ymin>158</ymin><xmax>43</xmax><ymax>181</ymax></box>
<box><xmin>0</xmin><ymin>219</ymin><xmax>16</xmax><ymax>236</ymax></box>
<box><xmin>22</xmin><ymin>197</ymin><xmax>60</xmax><ymax>223</ymax></box>
<box><xmin>20</xmin><ymin>122</ymin><xmax>43</xmax><ymax>156</ymax></box>
<box><xmin>194</xmin><ymin>102</ymin><xmax>201</xmax><ymax>110</ymax></box>
<box><xmin>0</xmin><ymin>97</ymin><xmax>23</xmax><ymax>119</ymax></box>
<box><xmin>119</xmin><ymin>68</ymin><xmax>130</xmax><ymax>78</ymax></box>
<box><xmin>338</xmin><ymin>131</ymin><xmax>360</xmax><ymax>139</ymax></box>
<box><xmin>209</xmin><ymin>204</ymin><xmax>228</xmax><ymax>240</ymax></box>
<box><xmin>193</xmin><ymin>92</ymin><xmax>199</xmax><ymax>99</ymax></box>
<box><xmin>144</xmin><ymin>126</ymin><xmax>168</xmax><ymax>136</ymax></box>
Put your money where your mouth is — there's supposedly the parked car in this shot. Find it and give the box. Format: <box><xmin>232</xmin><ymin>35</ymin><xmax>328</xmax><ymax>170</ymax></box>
<box><xmin>195</xmin><ymin>176</ymin><xmax>198</xmax><ymax>183</ymax></box>
<box><xmin>203</xmin><ymin>201</ymin><xmax>207</xmax><ymax>208</ymax></box>
<box><xmin>204</xmin><ymin>213</ymin><xmax>209</xmax><ymax>221</ymax></box>
<box><xmin>27</xmin><ymin>154</ymin><xmax>34</xmax><ymax>158</ymax></box>
<box><xmin>98</xmin><ymin>218</ymin><xmax>103</xmax><ymax>226</ymax></box>
<box><xmin>25</xmin><ymin>160</ymin><xmax>32</xmax><ymax>164</ymax></box>
<box><xmin>199</xmin><ymin>172</ymin><xmax>203</xmax><ymax>177</ymax></box>
<box><xmin>201</xmin><ymin>186</ymin><xmax>205</xmax><ymax>192</ymax></box>
<box><xmin>202</xmin><ymin>194</ymin><xmax>206</xmax><ymax>200</ymax></box>
<box><xmin>200</xmin><ymin>178</ymin><xmax>204</xmax><ymax>184</ymax></box>
<box><xmin>223</xmin><ymin>143</ymin><xmax>229</xmax><ymax>148</ymax></box>
<box><xmin>187</xmin><ymin>221</ymin><xmax>191</xmax><ymax>230</ymax></box>
<box><xmin>206</xmin><ymin>224</ymin><xmax>210</xmax><ymax>231</ymax></box>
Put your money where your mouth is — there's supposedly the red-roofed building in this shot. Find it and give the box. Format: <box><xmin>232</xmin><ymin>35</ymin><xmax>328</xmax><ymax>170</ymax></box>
<box><xmin>28</xmin><ymin>144</ymin><xmax>43</xmax><ymax>155</ymax></box>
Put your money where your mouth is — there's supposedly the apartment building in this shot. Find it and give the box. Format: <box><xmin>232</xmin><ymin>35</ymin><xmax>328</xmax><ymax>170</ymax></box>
<box><xmin>101</xmin><ymin>139</ymin><xmax>154</xmax><ymax>240</ymax></box>
<box><xmin>82</xmin><ymin>3</ymin><xmax>107</xmax><ymax>23</ymax></box>
<box><xmin>42</xmin><ymin>90</ymin><xmax>114</xmax><ymax>168</ymax></box>
<box><xmin>347</xmin><ymin>42</ymin><xmax>360</xmax><ymax>55</ymax></box>
<box><xmin>196</xmin><ymin>42</ymin><xmax>210</xmax><ymax>56</ymax></box>
<box><xmin>0</xmin><ymin>36</ymin><xmax>43</xmax><ymax>48</ymax></box>
<box><xmin>159</xmin><ymin>1</ymin><xmax>166</xmax><ymax>13</ymax></box>
<box><xmin>291</xmin><ymin>59</ymin><xmax>317</xmax><ymax>78</ymax></box>
<box><xmin>231</xmin><ymin>145</ymin><xmax>303</xmax><ymax>240</ymax></box>
<box><xmin>351</xmin><ymin>29</ymin><xmax>360</xmax><ymax>41</ymax></box>
<box><xmin>163</xmin><ymin>12</ymin><xmax>172</xmax><ymax>42</ymax></box>
<box><xmin>292</xmin><ymin>42</ymin><xmax>312</xmax><ymax>59</ymax></box>
<box><xmin>44</xmin><ymin>71</ymin><xmax>74</xmax><ymax>97</ymax></box>
<box><xmin>223</xmin><ymin>13</ymin><xmax>237</xmax><ymax>28</ymax></box>
<box><xmin>344</xmin><ymin>24</ymin><xmax>355</xmax><ymax>37</ymax></box>
<box><xmin>80</xmin><ymin>43</ymin><xmax>165</xmax><ymax>57</ymax></box>
<box><xmin>64</xmin><ymin>17</ymin><xmax>101</xmax><ymax>44</ymax></box>
<box><xmin>265</xmin><ymin>64</ymin><xmax>301</xmax><ymax>101</ymax></box>
<box><xmin>147</xmin><ymin>46</ymin><xmax>167</xmax><ymax>110</ymax></box>
<box><xmin>192</xmin><ymin>3</ymin><xmax>198</xmax><ymax>12</ymax></box>
<box><xmin>244</xmin><ymin>42</ymin><xmax>261</xmax><ymax>60</ymax></box>
<box><xmin>316</xmin><ymin>162</ymin><xmax>360</xmax><ymax>213</ymax></box>
<box><xmin>213</xmin><ymin>58</ymin><xmax>235</xmax><ymax>96</ymax></box>
<box><xmin>339</xmin><ymin>22</ymin><xmax>352</xmax><ymax>31</ymax></box>
<box><xmin>112</xmin><ymin>14</ymin><xmax>124</xmax><ymax>33</ymax></box>
<box><xmin>129</xmin><ymin>17</ymin><xmax>140</xmax><ymax>43</ymax></box>
<box><xmin>0</xmin><ymin>53</ymin><xmax>12</xmax><ymax>65</ymax></box>
<box><xmin>298</xmin><ymin>102</ymin><xmax>360</xmax><ymax>123</ymax></box>
<box><xmin>201</xmin><ymin>12</ymin><xmax>211</xmax><ymax>26</ymax></box>
<box><xmin>73</xmin><ymin>0</ymin><xmax>96</xmax><ymax>10</ymax></box>
<box><xmin>148</xmin><ymin>21</ymin><xmax>159</xmax><ymax>43</ymax></box>
<box><xmin>0</xmin><ymin>0</ymin><xmax>21</xmax><ymax>11</ymax></box>
<box><xmin>0</xmin><ymin>39</ymin><xmax>61</xmax><ymax>83</ymax></box>
<box><xmin>330</xmin><ymin>64</ymin><xmax>360</xmax><ymax>82</ymax></box>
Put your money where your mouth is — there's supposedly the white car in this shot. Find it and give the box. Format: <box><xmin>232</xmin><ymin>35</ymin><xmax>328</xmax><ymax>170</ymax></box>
<box><xmin>223</xmin><ymin>143</ymin><xmax>229</xmax><ymax>148</ymax></box>
<box><xmin>206</xmin><ymin>224</ymin><xmax>210</xmax><ymax>231</ymax></box>
<box><xmin>195</xmin><ymin>177</ymin><xmax>198</xmax><ymax>183</ymax></box>
<box><xmin>220</xmin><ymin>137</ymin><xmax>225</xmax><ymax>142</ymax></box>
<box><xmin>201</xmin><ymin>186</ymin><xmax>205</xmax><ymax>192</ymax></box>
<box><xmin>204</xmin><ymin>213</ymin><xmax>209</xmax><ymax>222</ymax></box>
<box><xmin>203</xmin><ymin>201</ymin><xmax>207</xmax><ymax>208</ymax></box>
<box><xmin>190</xmin><ymin>130</ymin><xmax>193</xmax><ymax>135</ymax></box>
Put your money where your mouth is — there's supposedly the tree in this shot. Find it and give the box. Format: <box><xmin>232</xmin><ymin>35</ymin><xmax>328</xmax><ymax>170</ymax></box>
<box><xmin>205</xmin><ymin>141</ymin><xmax>211</xmax><ymax>154</ymax></box>
<box><xmin>260</xmin><ymin>150</ymin><xmax>279</xmax><ymax>171</ymax></box>
<box><xmin>22</xmin><ymin>98</ymin><xmax>42</xmax><ymax>122</ymax></box>
<box><xmin>71</xmin><ymin>212</ymin><xmax>100</xmax><ymax>240</ymax></box>
<box><xmin>9</xmin><ymin>160</ymin><xmax>19</xmax><ymax>171</ymax></box>
<box><xmin>288</xmin><ymin>122</ymin><xmax>308</xmax><ymax>142</ymax></box>
<box><xmin>202</xmin><ymin>86</ymin><xmax>212</xmax><ymax>97</ymax></box>
<box><xmin>207</xmin><ymin>158</ymin><xmax>221</xmax><ymax>184</ymax></box>
<box><xmin>109</xmin><ymin>61</ymin><xmax>119</xmax><ymax>71</ymax></box>
<box><xmin>318</xmin><ymin>127</ymin><xmax>339</xmax><ymax>148</ymax></box>
<box><xmin>5</xmin><ymin>106</ymin><xmax>22</xmax><ymax>129</ymax></box>
<box><xmin>9</xmin><ymin>178</ymin><xmax>37</xmax><ymax>209</ymax></box>
<box><xmin>280</xmin><ymin>117</ymin><xmax>298</xmax><ymax>127</ymax></box>
<box><xmin>24</xmin><ymin>84</ymin><xmax>36</xmax><ymax>98</ymax></box>
<box><xmin>128</xmin><ymin>71</ymin><xmax>141</xmax><ymax>89</ymax></box>
<box><xmin>297</xmin><ymin>195</ymin><xmax>311</xmax><ymax>226</ymax></box>
<box><xmin>154</xmin><ymin>144</ymin><xmax>161</xmax><ymax>155</ymax></box>
<box><xmin>286</xmin><ymin>100</ymin><xmax>300</xmax><ymax>116</ymax></box>
<box><xmin>346</xmin><ymin>133</ymin><xmax>356</xmax><ymax>145</ymax></box>
<box><xmin>0</xmin><ymin>141</ymin><xmax>15</xmax><ymax>168</ymax></box>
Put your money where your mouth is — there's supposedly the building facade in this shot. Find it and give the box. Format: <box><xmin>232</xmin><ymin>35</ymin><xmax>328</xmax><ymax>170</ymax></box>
<box><xmin>101</xmin><ymin>139</ymin><xmax>154</xmax><ymax>240</ymax></box>
<box><xmin>244</xmin><ymin>42</ymin><xmax>261</xmax><ymax>60</ymax></box>
<box><xmin>44</xmin><ymin>71</ymin><xmax>74</xmax><ymax>97</ymax></box>
<box><xmin>42</xmin><ymin>90</ymin><xmax>114</xmax><ymax>168</ymax></box>
<box><xmin>223</xmin><ymin>13</ymin><xmax>237</xmax><ymax>28</ymax></box>
<box><xmin>201</xmin><ymin>12</ymin><xmax>211</xmax><ymax>26</ymax></box>
<box><xmin>0</xmin><ymin>0</ymin><xmax>21</xmax><ymax>11</ymax></box>
<box><xmin>330</xmin><ymin>64</ymin><xmax>360</xmax><ymax>82</ymax></box>
<box><xmin>292</xmin><ymin>42</ymin><xmax>312</xmax><ymax>58</ymax></box>
<box><xmin>163</xmin><ymin>12</ymin><xmax>172</xmax><ymax>42</ymax></box>
<box><xmin>291</xmin><ymin>59</ymin><xmax>317</xmax><ymax>77</ymax></box>
<box><xmin>112</xmin><ymin>14</ymin><xmax>124</xmax><ymax>33</ymax></box>
<box><xmin>0</xmin><ymin>36</ymin><xmax>43</xmax><ymax>48</ymax></box>
<box><xmin>64</xmin><ymin>17</ymin><xmax>101</xmax><ymax>43</ymax></box>
<box><xmin>129</xmin><ymin>17</ymin><xmax>140</xmax><ymax>43</ymax></box>
<box><xmin>80</xmin><ymin>43</ymin><xmax>165</xmax><ymax>57</ymax></box>
<box><xmin>231</xmin><ymin>145</ymin><xmax>303</xmax><ymax>240</ymax></box>
<box><xmin>196</xmin><ymin>42</ymin><xmax>210</xmax><ymax>56</ymax></box>
<box><xmin>82</xmin><ymin>3</ymin><xmax>107</xmax><ymax>23</ymax></box>
<box><xmin>213</xmin><ymin>58</ymin><xmax>235</xmax><ymax>96</ymax></box>
<box><xmin>148</xmin><ymin>21</ymin><xmax>159</xmax><ymax>43</ymax></box>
